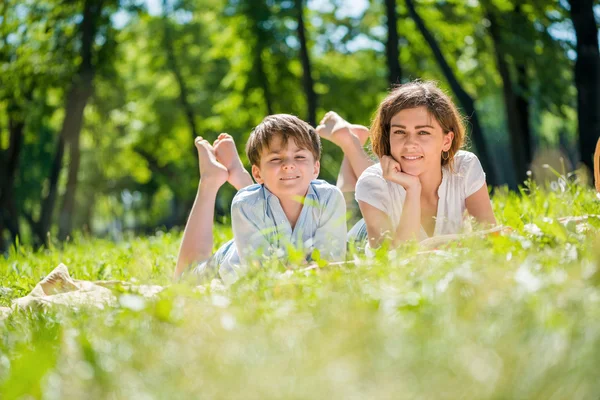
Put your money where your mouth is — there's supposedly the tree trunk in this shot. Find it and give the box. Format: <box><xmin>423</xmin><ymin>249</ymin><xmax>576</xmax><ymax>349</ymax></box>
<box><xmin>57</xmin><ymin>0</ymin><xmax>104</xmax><ymax>241</ymax></box>
<box><xmin>568</xmin><ymin>0</ymin><xmax>600</xmax><ymax>174</ymax></box>
<box><xmin>484</xmin><ymin>5</ymin><xmax>531</xmax><ymax>185</ymax></box>
<box><xmin>594</xmin><ymin>136</ymin><xmax>600</xmax><ymax>192</ymax></box>
<box><xmin>405</xmin><ymin>0</ymin><xmax>499</xmax><ymax>186</ymax></box>
<box><xmin>36</xmin><ymin>135</ymin><xmax>66</xmax><ymax>246</ymax></box>
<box><xmin>0</xmin><ymin>107</ymin><xmax>25</xmax><ymax>251</ymax></box>
<box><xmin>162</xmin><ymin>0</ymin><xmax>199</xmax><ymax>140</ymax></box>
<box><xmin>385</xmin><ymin>0</ymin><xmax>402</xmax><ymax>85</ymax></box>
<box><xmin>58</xmin><ymin>119</ymin><xmax>85</xmax><ymax>240</ymax></box>
<box><xmin>515</xmin><ymin>63</ymin><xmax>531</xmax><ymax>166</ymax></box>
<box><xmin>81</xmin><ymin>192</ymin><xmax>95</xmax><ymax>235</ymax></box>
<box><xmin>255</xmin><ymin>45</ymin><xmax>274</xmax><ymax>115</ymax></box>
<box><xmin>295</xmin><ymin>0</ymin><xmax>317</xmax><ymax>127</ymax></box>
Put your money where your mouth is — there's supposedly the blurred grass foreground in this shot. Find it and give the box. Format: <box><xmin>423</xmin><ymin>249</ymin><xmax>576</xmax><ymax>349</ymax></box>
<box><xmin>0</xmin><ymin>178</ymin><xmax>599</xmax><ymax>399</ymax></box>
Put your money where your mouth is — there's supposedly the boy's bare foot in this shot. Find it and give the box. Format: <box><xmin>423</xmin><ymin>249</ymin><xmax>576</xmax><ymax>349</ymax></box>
<box><xmin>213</xmin><ymin>133</ymin><xmax>253</xmax><ymax>190</ymax></box>
<box><xmin>316</xmin><ymin>111</ymin><xmax>363</xmax><ymax>149</ymax></box>
<box><xmin>195</xmin><ymin>137</ymin><xmax>228</xmax><ymax>188</ymax></box>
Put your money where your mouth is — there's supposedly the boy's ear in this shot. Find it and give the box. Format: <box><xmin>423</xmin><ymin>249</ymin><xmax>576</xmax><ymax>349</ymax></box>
<box><xmin>251</xmin><ymin>164</ymin><xmax>264</xmax><ymax>184</ymax></box>
<box><xmin>443</xmin><ymin>131</ymin><xmax>454</xmax><ymax>152</ymax></box>
<box><xmin>313</xmin><ymin>160</ymin><xmax>320</xmax><ymax>178</ymax></box>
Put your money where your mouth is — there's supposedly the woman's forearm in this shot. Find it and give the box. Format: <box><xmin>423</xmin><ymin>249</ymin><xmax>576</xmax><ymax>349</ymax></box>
<box><xmin>392</xmin><ymin>188</ymin><xmax>422</xmax><ymax>246</ymax></box>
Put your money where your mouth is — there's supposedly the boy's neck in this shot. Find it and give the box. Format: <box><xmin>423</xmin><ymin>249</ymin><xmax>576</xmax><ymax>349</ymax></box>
<box><xmin>279</xmin><ymin>196</ymin><xmax>304</xmax><ymax>229</ymax></box>
<box><xmin>272</xmin><ymin>188</ymin><xmax>309</xmax><ymax>230</ymax></box>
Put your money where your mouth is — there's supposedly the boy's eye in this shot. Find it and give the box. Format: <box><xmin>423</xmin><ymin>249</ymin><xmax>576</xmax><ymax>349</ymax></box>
<box><xmin>270</xmin><ymin>158</ymin><xmax>281</xmax><ymax>162</ymax></box>
<box><xmin>295</xmin><ymin>155</ymin><xmax>306</xmax><ymax>159</ymax></box>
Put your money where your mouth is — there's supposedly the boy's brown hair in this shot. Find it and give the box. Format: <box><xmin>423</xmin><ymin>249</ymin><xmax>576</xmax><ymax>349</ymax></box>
<box><xmin>371</xmin><ymin>80</ymin><xmax>465</xmax><ymax>169</ymax></box>
<box><xmin>246</xmin><ymin>114</ymin><xmax>321</xmax><ymax>166</ymax></box>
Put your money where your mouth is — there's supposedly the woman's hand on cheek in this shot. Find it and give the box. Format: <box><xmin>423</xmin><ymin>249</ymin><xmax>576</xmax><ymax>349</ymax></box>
<box><xmin>381</xmin><ymin>155</ymin><xmax>421</xmax><ymax>192</ymax></box>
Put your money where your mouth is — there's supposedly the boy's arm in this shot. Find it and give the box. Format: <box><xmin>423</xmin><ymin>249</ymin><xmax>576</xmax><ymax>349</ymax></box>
<box><xmin>312</xmin><ymin>188</ymin><xmax>347</xmax><ymax>262</ymax></box>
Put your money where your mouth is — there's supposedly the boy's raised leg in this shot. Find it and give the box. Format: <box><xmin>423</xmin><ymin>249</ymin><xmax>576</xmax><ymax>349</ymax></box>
<box><xmin>174</xmin><ymin>137</ymin><xmax>229</xmax><ymax>279</ymax></box>
<box><xmin>213</xmin><ymin>133</ymin><xmax>254</xmax><ymax>190</ymax></box>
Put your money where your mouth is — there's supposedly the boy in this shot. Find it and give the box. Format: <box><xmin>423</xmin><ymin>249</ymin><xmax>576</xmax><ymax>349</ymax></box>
<box><xmin>175</xmin><ymin>114</ymin><xmax>347</xmax><ymax>284</ymax></box>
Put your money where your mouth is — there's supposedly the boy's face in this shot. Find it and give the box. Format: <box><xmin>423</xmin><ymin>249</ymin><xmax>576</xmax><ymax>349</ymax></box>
<box><xmin>251</xmin><ymin>134</ymin><xmax>320</xmax><ymax>199</ymax></box>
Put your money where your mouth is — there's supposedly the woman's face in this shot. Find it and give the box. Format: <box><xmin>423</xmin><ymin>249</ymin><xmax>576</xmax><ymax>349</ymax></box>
<box><xmin>388</xmin><ymin>106</ymin><xmax>453</xmax><ymax>176</ymax></box>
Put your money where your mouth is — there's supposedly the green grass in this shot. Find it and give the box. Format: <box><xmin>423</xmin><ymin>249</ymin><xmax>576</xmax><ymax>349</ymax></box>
<box><xmin>1</xmin><ymin>180</ymin><xmax>600</xmax><ymax>399</ymax></box>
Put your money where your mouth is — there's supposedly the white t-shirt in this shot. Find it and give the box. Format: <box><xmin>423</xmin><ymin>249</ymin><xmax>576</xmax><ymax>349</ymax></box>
<box><xmin>355</xmin><ymin>150</ymin><xmax>486</xmax><ymax>240</ymax></box>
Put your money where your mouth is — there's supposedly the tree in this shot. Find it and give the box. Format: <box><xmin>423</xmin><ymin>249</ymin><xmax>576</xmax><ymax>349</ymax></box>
<box><xmin>0</xmin><ymin>101</ymin><xmax>27</xmax><ymax>250</ymax></box>
<box><xmin>405</xmin><ymin>0</ymin><xmax>499</xmax><ymax>186</ymax></box>
<box><xmin>161</xmin><ymin>0</ymin><xmax>199</xmax><ymax>140</ymax></box>
<box><xmin>240</xmin><ymin>0</ymin><xmax>275</xmax><ymax>115</ymax></box>
<box><xmin>385</xmin><ymin>0</ymin><xmax>402</xmax><ymax>85</ymax></box>
<box><xmin>482</xmin><ymin>1</ymin><xmax>532</xmax><ymax>184</ymax></box>
<box><xmin>0</xmin><ymin>0</ymin><xmax>28</xmax><ymax>249</ymax></box>
<box><xmin>295</xmin><ymin>0</ymin><xmax>317</xmax><ymax>127</ymax></box>
<box><xmin>0</xmin><ymin>0</ymin><xmax>81</xmax><ymax>248</ymax></box>
<box><xmin>567</xmin><ymin>0</ymin><xmax>600</xmax><ymax>174</ymax></box>
<box><xmin>57</xmin><ymin>0</ymin><xmax>107</xmax><ymax>241</ymax></box>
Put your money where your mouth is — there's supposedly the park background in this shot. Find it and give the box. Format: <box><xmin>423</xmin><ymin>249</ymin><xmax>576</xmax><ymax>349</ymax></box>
<box><xmin>2</xmin><ymin>1</ymin><xmax>600</xmax><ymax>398</ymax></box>
<box><xmin>0</xmin><ymin>0</ymin><xmax>599</xmax><ymax>251</ymax></box>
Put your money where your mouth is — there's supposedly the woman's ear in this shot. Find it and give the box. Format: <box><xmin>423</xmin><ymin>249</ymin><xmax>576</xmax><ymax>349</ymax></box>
<box><xmin>443</xmin><ymin>131</ymin><xmax>455</xmax><ymax>152</ymax></box>
<box><xmin>251</xmin><ymin>165</ymin><xmax>263</xmax><ymax>184</ymax></box>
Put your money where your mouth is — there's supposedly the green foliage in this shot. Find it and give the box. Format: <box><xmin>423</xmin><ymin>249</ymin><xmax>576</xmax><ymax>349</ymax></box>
<box><xmin>0</xmin><ymin>0</ymin><xmax>584</xmax><ymax>246</ymax></box>
<box><xmin>1</xmin><ymin>183</ymin><xmax>600</xmax><ymax>398</ymax></box>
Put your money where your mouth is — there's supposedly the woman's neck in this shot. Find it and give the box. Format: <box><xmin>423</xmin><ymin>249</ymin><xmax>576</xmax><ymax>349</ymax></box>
<box><xmin>418</xmin><ymin>166</ymin><xmax>443</xmax><ymax>199</ymax></box>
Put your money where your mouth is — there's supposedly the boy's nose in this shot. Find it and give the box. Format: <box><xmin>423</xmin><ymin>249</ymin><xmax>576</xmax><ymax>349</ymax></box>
<box><xmin>282</xmin><ymin>158</ymin><xmax>296</xmax><ymax>169</ymax></box>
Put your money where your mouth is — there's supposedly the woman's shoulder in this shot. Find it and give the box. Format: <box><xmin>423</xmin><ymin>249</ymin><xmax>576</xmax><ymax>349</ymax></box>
<box><xmin>447</xmin><ymin>150</ymin><xmax>486</xmax><ymax>197</ymax></box>
<box><xmin>355</xmin><ymin>163</ymin><xmax>387</xmax><ymax>192</ymax></box>
<box><xmin>451</xmin><ymin>150</ymin><xmax>481</xmax><ymax>174</ymax></box>
<box><xmin>358</xmin><ymin>162</ymin><xmax>384</xmax><ymax>180</ymax></box>
<box><xmin>453</xmin><ymin>150</ymin><xmax>479</xmax><ymax>163</ymax></box>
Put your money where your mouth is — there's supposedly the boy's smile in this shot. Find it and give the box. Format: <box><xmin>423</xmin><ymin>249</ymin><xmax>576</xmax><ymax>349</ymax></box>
<box><xmin>251</xmin><ymin>134</ymin><xmax>320</xmax><ymax>199</ymax></box>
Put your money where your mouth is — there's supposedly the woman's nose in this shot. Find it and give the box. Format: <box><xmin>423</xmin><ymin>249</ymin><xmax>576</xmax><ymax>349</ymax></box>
<box><xmin>404</xmin><ymin>133</ymin><xmax>418</xmax><ymax>146</ymax></box>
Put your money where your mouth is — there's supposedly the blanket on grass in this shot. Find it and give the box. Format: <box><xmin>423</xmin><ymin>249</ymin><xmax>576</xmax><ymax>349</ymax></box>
<box><xmin>0</xmin><ymin>263</ymin><xmax>228</xmax><ymax>320</ymax></box>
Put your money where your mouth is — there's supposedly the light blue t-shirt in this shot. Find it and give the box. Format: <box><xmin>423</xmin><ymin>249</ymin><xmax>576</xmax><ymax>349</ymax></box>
<box><xmin>196</xmin><ymin>179</ymin><xmax>347</xmax><ymax>285</ymax></box>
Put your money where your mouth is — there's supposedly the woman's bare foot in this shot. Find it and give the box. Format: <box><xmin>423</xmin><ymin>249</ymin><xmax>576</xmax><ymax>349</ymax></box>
<box><xmin>195</xmin><ymin>137</ymin><xmax>228</xmax><ymax>188</ymax></box>
<box><xmin>213</xmin><ymin>133</ymin><xmax>253</xmax><ymax>190</ymax></box>
<box><xmin>350</xmin><ymin>123</ymin><xmax>370</xmax><ymax>146</ymax></box>
<box><xmin>316</xmin><ymin>111</ymin><xmax>364</xmax><ymax>150</ymax></box>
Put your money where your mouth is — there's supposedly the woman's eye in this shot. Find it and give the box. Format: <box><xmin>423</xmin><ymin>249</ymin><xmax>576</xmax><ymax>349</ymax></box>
<box><xmin>393</xmin><ymin>130</ymin><xmax>405</xmax><ymax>135</ymax></box>
<box><xmin>418</xmin><ymin>131</ymin><xmax>430</xmax><ymax>135</ymax></box>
